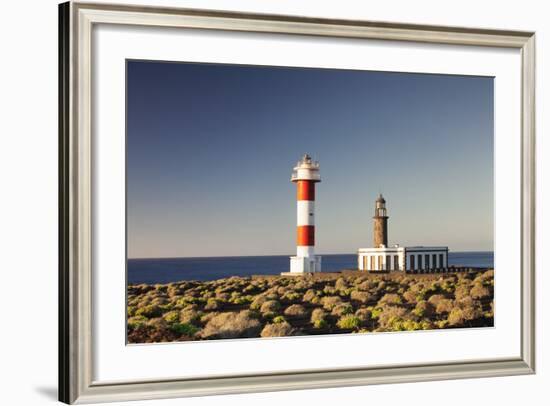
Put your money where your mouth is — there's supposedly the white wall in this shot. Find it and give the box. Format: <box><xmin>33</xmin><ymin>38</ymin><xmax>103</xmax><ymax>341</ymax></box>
<box><xmin>0</xmin><ymin>0</ymin><xmax>547</xmax><ymax>405</ymax></box>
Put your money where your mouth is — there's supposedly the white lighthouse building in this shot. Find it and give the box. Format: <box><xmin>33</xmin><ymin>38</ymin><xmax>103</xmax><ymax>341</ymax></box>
<box><xmin>358</xmin><ymin>195</ymin><xmax>449</xmax><ymax>272</ymax></box>
<box><xmin>285</xmin><ymin>154</ymin><xmax>322</xmax><ymax>275</ymax></box>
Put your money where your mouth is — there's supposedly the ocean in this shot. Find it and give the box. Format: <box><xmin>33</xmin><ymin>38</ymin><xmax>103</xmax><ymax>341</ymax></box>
<box><xmin>127</xmin><ymin>251</ymin><xmax>494</xmax><ymax>285</ymax></box>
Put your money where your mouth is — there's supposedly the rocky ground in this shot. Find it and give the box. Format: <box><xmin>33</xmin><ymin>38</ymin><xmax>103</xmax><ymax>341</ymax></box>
<box><xmin>127</xmin><ymin>269</ymin><xmax>494</xmax><ymax>343</ymax></box>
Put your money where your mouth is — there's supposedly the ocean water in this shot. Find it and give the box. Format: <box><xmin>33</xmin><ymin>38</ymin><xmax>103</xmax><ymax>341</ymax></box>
<box><xmin>127</xmin><ymin>251</ymin><xmax>494</xmax><ymax>284</ymax></box>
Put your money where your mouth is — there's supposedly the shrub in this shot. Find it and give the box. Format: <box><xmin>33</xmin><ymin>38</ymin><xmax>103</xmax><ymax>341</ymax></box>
<box><xmin>261</xmin><ymin>322</ymin><xmax>295</xmax><ymax>337</ymax></box>
<box><xmin>180</xmin><ymin>308</ymin><xmax>201</xmax><ymax>324</ymax></box>
<box><xmin>350</xmin><ymin>290</ymin><xmax>370</xmax><ymax>303</ymax></box>
<box><xmin>402</xmin><ymin>290</ymin><xmax>418</xmax><ymax>304</ymax></box>
<box><xmin>250</xmin><ymin>295</ymin><xmax>269</xmax><ymax>310</ymax></box>
<box><xmin>428</xmin><ymin>294</ymin><xmax>446</xmax><ymax>307</ymax></box>
<box><xmin>281</xmin><ymin>291</ymin><xmax>301</xmax><ymax>302</ymax></box>
<box><xmin>335</xmin><ymin>277</ymin><xmax>349</xmax><ymax>292</ymax></box>
<box><xmin>162</xmin><ymin>310</ymin><xmax>180</xmax><ymax>324</ymax></box>
<box><xmin>302</xmin><ymin>289</ymin><xmax>321</xmax><ymax>304</ymax></box>
<box><xmin>355</xmin><ymin>308</ymin><xmax>372</xmax><ymax>324</ymax></box>
<box><xmin>204</xmin><ymin>298</ymin><xmax>219</xmax><ymax>310</ymax></box>
<box><xmin>127</xmin><ymin>306</ymin><xmax>137</xmax><ymax>317</ymax></box>
<box><xmin>127</xmin><ymin>315</ymin><xmax>148</xmax><ymax>329</ymax></box>
<box><xmin>448</xmin><ymin>308</ymin><xmax>465</xmax><ymax>326</ymax></box>
<box><xmin>435</xmin><ymin>299</ymin><xmax>454</xmax><ymax>314</ymax></box>
<box><xmin>377</xmin><ymin>293</ymin><xmax>402</xmax><ymax>306</ymax></box>
<box><xmin>135</xmin><ymin>304</ymin><xmax>162</xmax><ymax>318</ymax></box>
<box><xmin>454</xmin><ymin>283</ymin><xmax>471</xmax><ymax>300</ymax></box>
<box><xmin>284</xmin><ymin>304</ymin><xmax>308</xmax><ymax>317</ymax></box>
<box><xmin>337</xmin><ymin>315</ymin><xmax>361</xmax><ymax>329</ymax></box>
<box><xmin>272</xmin><ymin>315</ymin><xmax>287</xmax><ymax>324</ymax></box>
<box><xmin>313</xmin><ymin>319</ymin><xmax>327</xmax><ymax>329</ymax></box>
<box><xmin>377</xmin><ymin>306</ymin><xmax>408</xmax><ymax>329</ymax></box>
<box><xmin>200</xmin><ymin>311</ymin><xmax>262</xmax><ymax>339</ymax></box>
<box><xmin>321</xmin><ymin>296</ymin><xmax>342</xmax><ymax>311</ymax></box>
<box><xmin>454</xmin><ymin>297</ymin><xmax>483</xmax><ymax>321</ymax></box>
<box><xmin>413</xmin><ymin>300</ymin><xmax>434</xmax><ymax>318</ymax></box>
<box><xmin>310</xmin><ymin>308</ymin><xmax>327</xmax><ymax>323</ymax></box>
<box><xmin>216</xmin><ymin>292</ymin><xmax>231</xmax><ymax>302</ymax></box>
<box><xmin>146</xmin><ymin>317</ymin><xmax>167</xmax><ymax>329</ymax></box>
<box><xmin>470</xmin><ymin>283</ymin><xmax>491</xmax><ymax>299</ymax></box>
<box><xmin>171</xmin><ymin>322</ymin><xmax>199</xmax><ymax>336</ymax></box>
<box><xmin>260</xmin><ymin>300</ymin><xmax>281</xmax><ymax>316</ymax></box>
<box><xmin>331</xmin><ymin>303</ymin><xmax>353</xmax><ymax>317</ymax></box>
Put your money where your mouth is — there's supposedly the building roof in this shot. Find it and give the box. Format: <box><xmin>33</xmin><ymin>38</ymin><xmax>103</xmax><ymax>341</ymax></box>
<box><xmin>376</xmin><ymin>194</ymin><xmax>386</xmax><ymax>203</ymax></box>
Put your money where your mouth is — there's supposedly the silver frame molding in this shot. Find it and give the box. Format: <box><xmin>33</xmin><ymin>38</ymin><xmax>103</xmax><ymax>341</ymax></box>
<box><xmin>58</xmin><ymin>1</ymin><xmax>536</xmax><ymax>404</ymax></box>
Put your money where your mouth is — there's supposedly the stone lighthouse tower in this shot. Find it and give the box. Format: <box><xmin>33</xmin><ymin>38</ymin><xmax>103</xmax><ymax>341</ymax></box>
<box><xmin>373</xmin><ymin>194</ymin><xmax>388</xmax><ymax>248</ymax></box>
<box><xmin>286</xmin><ymin>154</ymin><xmax>322</xmax><ymax>275</ymax></box>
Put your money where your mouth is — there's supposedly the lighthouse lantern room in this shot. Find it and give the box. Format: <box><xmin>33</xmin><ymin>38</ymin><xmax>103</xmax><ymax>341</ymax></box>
<box><xmin>286</xmin><ymin>154</ymin><xmax>322</xmax><ymax>275</ymax></box>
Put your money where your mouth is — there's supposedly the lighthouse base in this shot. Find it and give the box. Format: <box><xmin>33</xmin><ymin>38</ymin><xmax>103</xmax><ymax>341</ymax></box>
<box><xmin>285</xmin><ymin>255</ymin><xmax>322</xmax><ymax>275</ymax></box>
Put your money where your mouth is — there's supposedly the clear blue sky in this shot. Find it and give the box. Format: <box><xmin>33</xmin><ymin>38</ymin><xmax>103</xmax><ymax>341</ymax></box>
<box><xmin>127</xmin><ymin>60</ymin><xmax>493</xmax><ymax>259</ymax></box>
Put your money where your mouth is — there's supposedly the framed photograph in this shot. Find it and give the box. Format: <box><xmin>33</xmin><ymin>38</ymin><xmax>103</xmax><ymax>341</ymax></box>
<box><xmin>59</xmin><ymin>1</ymin><xmax>535</xmax><ymax>403</ymax></box>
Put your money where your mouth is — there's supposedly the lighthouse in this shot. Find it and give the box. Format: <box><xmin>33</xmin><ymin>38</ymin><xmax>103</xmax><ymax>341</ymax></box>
<box><xmin>286</xmin><ymin>154</ymin><xmax>322</xmax><ymax>274</ymax></box>
<box><xmin>373</xmin><ymin>194</ymin><xmax>389</xmax><ymax>248</ymax></box>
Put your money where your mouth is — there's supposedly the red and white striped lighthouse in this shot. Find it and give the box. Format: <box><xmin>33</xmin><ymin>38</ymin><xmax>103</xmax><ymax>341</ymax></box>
<box><xmin>288</xmin><ymin>154</ymin><xmax>321</xmax><ymax>274</ymax></box>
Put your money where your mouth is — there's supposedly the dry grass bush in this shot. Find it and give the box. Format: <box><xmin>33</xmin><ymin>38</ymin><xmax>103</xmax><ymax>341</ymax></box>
<box><xmin>135</xmin><ymin>304</ymin><xmax>162</xmax><ymax>318</ymax></box>
<box><xmin>284</xmin><ymin>304</ymin><xmax>308</xmax><ymax>317</ymax></box>
<box><xmin>447</xmin><ymin>297</ymin><xmax>483</xmax><ymax>326</ymax></box>
<box><xmin>179</xmin><ymin>308</ymin><xmax>201</xmax><ymax>324</ymax></box>
<box><xmin>249</xmin><ymin>294</ymin><xmax>269</xmax><ymax>310</ymax></box>
<box><xmin>454</xmin><ymin>283</ymin><xmax>472</xmax><ymax>300</ymax></box>
<box><xmin>204</xmin><ymin>298</ymin><xmax>219</xmax><ymax>310</ymax></box>
<box><xmin>413</xmin><ymin>300</ymin><xmax>435</xmax><ymax>318</ymax></box>
<box><xmin>427</xmin><ymin>294</ymin><xmax>446</xmax><ymax>306</ymax></box>
<box><xmin>200</xmin><ymin>310</ymin><xmax>262</xmax><ymax>339</ymax></box>
<box><xmin>146</xmin><ymin>317</ymin><xmax>167</xmax><ymax>329</ymax></box>
<box><xmin>377</xmin><ymin>306</ymin><xmax>408</xmax><ymax>329</ymax></box>
<box><xmin>260</xmin><ymin>300</ymin><xmax>281</xmax><ymax>316</ymax></box>
<box><xmin>321</xmin><ymin>296</ymin><xmax>343</xmax><ymax>311</ymax></box>
<box><xmin>331</xmin><ymin>302</ymin><xmax>353</xmax><ymax>317</ymax></box>
<box><xmin>377</xmin><ymin>293</ymin><xmax>402</xmax><ymax>306</ymax></box>
<box><xmin>350</xmin><ymin>290</ymin><xmax>370</xmax><ymax>303</ymax></box>
<box><xmin>310</xmin><ymin>308</ymin><xmax>327</xmax><ymax>323</ymax></box>
<box><xmin>261</xmin><ymin>322</ymin><xmax>295</xmax><ymax>337</ymax></box>
<box><xmin>402</xmin><ymin>289</ymin><xmax>419</xmax><ymax>304</ymax></box>
<box><xmin>162</xmin><ymin>310</ymin><xmax>180</xmax><ymax>324</ymax></box>
<box><xmin>354</xmin><ymin>308</ymin><xmax>372</xmax><ymax>324</ymax></box>
<box><xmin>470</xmin><ymin>283</ymin><xmax>491</xmax><ymax>299</ymax></box>
<box><xmin>435</xmin><ymin>298</ymin><xmax>454</xmax><ymax>314</ymax></box>
<box><xmin>215</xmin><ymin>292</ymin><xmax>231</xmax><ymax>302</ymax></box>
<box><xmin>303</xmin><ymin>289</ymin><xmax>320</xmax><ymax>304</ymax></box>
<box><xmin>335</xmin><ymin>277</ymin><xmax>349</xmax><ymax>291</ymax></box>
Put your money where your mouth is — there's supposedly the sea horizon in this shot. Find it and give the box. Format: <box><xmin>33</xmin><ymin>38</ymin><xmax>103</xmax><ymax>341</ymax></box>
<box><xmin>128</xmin><ymin>251</ymin><xmax>494</xmax><ymax>285</ymax></box>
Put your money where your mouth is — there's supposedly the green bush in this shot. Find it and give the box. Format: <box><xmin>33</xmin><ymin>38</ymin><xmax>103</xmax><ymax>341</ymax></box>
<box><xmin>127</xmin><ymin>315</ymin><xmax>148</xmax><ymax>329</ymax></box>
<box><xmin>331</xmin><ymin>303</ymin><xmax>353</xmax><ymax>317</ymax></box>
<box><xmin>337</xmin><ymin>315</ymin><xmax>361</xmax><ymax>329</ymax></box>
<box><xmin>162</xmin><ymin>310</ymin><xmax>180</xmax><ymax>324</ymax></box>
<box><xmin>272</xmin><ymin>315</ymin><xmax>287</xmax><ymax>324</ymax></box>
<box><xmin>135</xmin><ymin>304</ymin><xmax>162</xmax><ymax>318</ymax></box>
<box><xmin>313</xmin><ymin>319</ymin><xmax>328</xmax><ymax>329</ymax></box>
<box><xmin>171</xmin><ymin>322</ymin><xmax>199</xmax><ymax>336</ymax></box>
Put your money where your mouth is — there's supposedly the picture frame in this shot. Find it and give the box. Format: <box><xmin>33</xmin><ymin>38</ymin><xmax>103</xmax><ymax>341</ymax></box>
<box><xmin>59</xmin><ymin>1</ymin><xmax>535</xmax><ymax>404</ymax></box>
